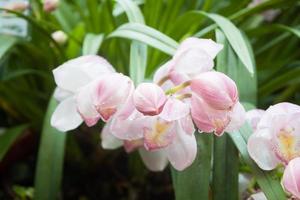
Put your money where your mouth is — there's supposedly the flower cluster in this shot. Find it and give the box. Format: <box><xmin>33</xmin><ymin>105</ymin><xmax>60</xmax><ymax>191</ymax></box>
<box><xmin>247</xmin><ymin>103</ymin><xmax>300</xmax><ymax>199</ymax></box>
<box><xmin>51</xmin><ymin>37</ymin><xmax>246</xmax><ymax>171</ymax></box>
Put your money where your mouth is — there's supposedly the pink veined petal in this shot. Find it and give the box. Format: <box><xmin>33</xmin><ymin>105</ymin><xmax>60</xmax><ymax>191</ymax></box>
<box><xmin>124</xmin><ymin>139</ymin><xmax>144</xmax><ymax>153</ymax></box>
<box><xmin>101</xmin><ymin>121</ymin><xmax>123</xmax><ymax>150</ymax></box>
<box><xmin>172</xmin><ymin>48</ymin><xmax>214</xmax><ymax>79</ymax></box>
<box><xmin>179</xmin><ymin>115</ymin><xmax>195</xmax><ymax>136</ymax></box>
<box><xmin>247</xmin><ymin>129</ymin><xmax>280</xmax><ymax>170</ymax></box>
<box><xmin>175</xmin><ymin>37</ymin><xmax>223</xmax><ymax>59</ymax></box>
<box><xmin>191</xmin><ymin>94</ymin><xmax>230</xmax><ymax>136</ymax></box>
<box><xmin>282</xmin><ymin>157</ymin><xmax>300</xmax><ymax>199</ymax></box>
<box><xmin>51</xmin><ymin>96</ymin><xmax>83</xmax><ymax>132</ymax></box>
<box><xmin>53</xmin><ymin>55</ymin><xmax>115</xmax><ymax>93</ymax></box>
<box><xmin>110</xmin><ymin>110</ymin><xmax>146</xmax><ymax>140</ymax></box>
<box><xmin>138</xmin><ymin>148</ymin><xmax>168</xmax><ymax>171</ymax></box>
<box><xmin>166</xmin><ymin>119</ymin><xmax>197</xmax><ymax>171</ymax></box>
<box><xmin>248</xmin><ymin>192</ymin><xmax>267</xmax><ymax>200</ymax></box>
<box><xmin>53</xmin><ymin>87</ymin><xmax>73</xmax><ymax>102</ymax></box>
<box><xmin>76</xmin><ymin>81</ymin><xmax>101</xmax><ymax>127</ymax></box>
<box><xmin>246</xmin><ymin>109</ymin><xmax>265</xmax><ymax>132</ymax></box>
<box><xmin>225</xmin><ymin>102</ymin><xmax>246</xmax><ymax>133</ymax></box>
<box><xmin>190</xmin><ymin>71</ymin><xmax>238</xmax><ymax>110</ymax></box>
<box><xmin>257</xmin><ymin>102</ymin><xmax>300</xmax><ymax>130</ymax></box>
<box><xmin>144</xmin><ymin>117</ymin><xmax>176</xmax><ymax>151</ymax></box>
<box><xmin>159</xmin><ymin>98</ymin><xmax>190</xmax><ymax>122</ymax></box>
<box><xmin>133</xmin><ymin>83</ymin><xmax>167</xmax><ymax>116</ymax></box>
<box><xmin>92</xmin><ymin>73</ymin><xmax>134</xmax><ymax>122</ymax></box>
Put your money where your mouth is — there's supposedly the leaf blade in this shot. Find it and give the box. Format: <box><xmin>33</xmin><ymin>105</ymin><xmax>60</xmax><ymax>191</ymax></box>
<box><xmin>34</xmin><ymin>97</ymin><xmax>66</xmax><ymax>200</ymax></box>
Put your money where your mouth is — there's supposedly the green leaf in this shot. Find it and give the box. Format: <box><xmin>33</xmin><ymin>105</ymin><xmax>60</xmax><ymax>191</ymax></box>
<box><xmin>116</xmin><ymin>0</ymin><xmax>144</xmax><ymax>23</ymax></box>
<box><xmin>171</xmin><ymin>134</ymin><xmax>212</xmax><ymax>200</ymax></box>
<box><xmin>82</xmin><ymin>33</ymin><xmax>104</xmax><ymax>55</ymax></box>
<box><xmin>200</xmin><ymin>12</ymin><xmax>255</xmax><ymax>75</ymax></box>
<box><xmin>0</xmin><ymin>35</ymin><xmax>17</xmax><ymax>60</ymax></box>
<box><xmin>34</xmin><ymin>96</ymin><xmax>66</xmax><ymax>200</ymax></box>
<box><xmin>229</xmin><ymin>124</ymin><xmax>287</xmax><ymax>200</ymax></box>
<box><xmin>212</xmin><ymin>134</ymin><xmax>239</xmax><ymax>200</ymax></box>
<box><xmin>109</xmin><ymin>23</ymin><xmax>178</xmax><ymax>55</ymax></box>
<box><xmin>117</xmin><ymin>0</ymin><xmax>148</xmax><ymax>85</ymax></box>
<box><xmin>0</xmin><ymin>125</ymin><xmax>28</xmax><ymax>161</ymax></box>
<box><xmin>273</xmin><ymin>24</ymin><xmax>300</xmax><ymax>38</ymax></box>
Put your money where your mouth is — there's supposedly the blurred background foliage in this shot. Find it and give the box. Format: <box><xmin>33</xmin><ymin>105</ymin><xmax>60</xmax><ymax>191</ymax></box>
<box><xmin>0</xmin><ymin>0</ymin><xmax>299</xmax><ymax>199</ymax></box>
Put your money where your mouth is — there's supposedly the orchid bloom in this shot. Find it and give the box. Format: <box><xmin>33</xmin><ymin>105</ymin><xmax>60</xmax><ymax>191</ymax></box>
<box><xmin>246</xmin><ymin>109</ymin><xmax>265</xmax><ymax>132</ymax></box>
<box><xmin>190</xmin><ymin>71</ymin><xmax>246</xmax><ymax>136</ymax></box>
<box><xmin>3</xmin><ymin>1</ymin><xmax>29</xmax><ymax>12</ymax></box>
<box><xmin>51</xmin><ymin>55</ymin><xmax>115</xmax><ymax>131</ymax></box>
<box><xmin>43</xmin><ymin>0</ymin><xmax>59</xmax><ymax>12</ymax></box>
<box><xmin>247</xmin><ymin>103</ymin><xmax>300</xmax><ymax>170</ymax></box>
<box><xmin>282</xmin><ymin>157</ymin><xmax>300</xmax><ymax>199</ymax></box>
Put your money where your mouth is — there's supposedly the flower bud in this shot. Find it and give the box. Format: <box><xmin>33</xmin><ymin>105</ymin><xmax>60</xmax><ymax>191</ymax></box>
<box><xmin>133</xmin><ymin>83</ymin><xmax>167</xmax><ymax>116</ymax></box>
<box><xmin>190</xmin><ymin>71</ymin><xmax>238</xmax><ymax>110</ymax></box>
<box><xmin>43</xmin><ymin>0</ymin><xmax>59</xmax><ymax>12</ymax></box>
<box><xmin>51</xmin><ymin>30</ymin><xmax>67</xmax><ymax>45</ymax></box>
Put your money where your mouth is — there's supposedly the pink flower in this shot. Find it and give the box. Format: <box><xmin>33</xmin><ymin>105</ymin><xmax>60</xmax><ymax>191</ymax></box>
<box><xmin>43</xmin><ymin>0</ymin><xmax>59</xmax><ymax>12</ymax></box>
<box><xmin>51</xmin><ymin>55</ymin><xmax>115</xmax><ymax>132</ymax></box>
<box><xmin>3</xmin><ymin>1</ymin><xmax>29</xmax><ymax>12</ymax></box>
<box><xmin>246</xmin><ymin>109</ymin><xmax>265</xmax><ymax>132</ymax></box>
<box><xmin>133</xmin><ymin>83</ymin><xmax>167</xmax><ymax>116</ymax></box>
<box><xmin>282</xmin><ymin>157</ymin><xmax>300</xmax><ymax>199</ymax></box>
<box><xmin>190</xmin><ymin>71</ymin><xmax>245</xmax><ymax>136</ymax></box>
<box><xmin>247</xmin><ymin>103</ymin><xmax>300</xmax><ymax>170</ymax></box>
<box><xmin>76</xmin><ymin>72</ymin><xmax>133</xmax><ymax>126</ymax></box>
<box><xmin>154</xmin><ymin>38</ymin><xmax>223</xmax><ymax>86</ymax></box>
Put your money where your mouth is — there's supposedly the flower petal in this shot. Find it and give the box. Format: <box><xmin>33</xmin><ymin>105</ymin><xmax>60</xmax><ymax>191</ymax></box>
<box><xmin>249</xmin><ymin>192</ymin><xmax>267</xmax><ymax>200</ymax></box>
<box><xmin>53</xmin><ymin>87</ymin><xmax>73</xmax><ymax>102</ymax></box>
<box><xmin>282</xmin><ymin>157</ymin><xmax>300</xmax><ymax>199</ymax></box>
<box><xmin>175</xmin><ymin>37</ymin><xmax>223</xmax><ymax>59</ymax></box>
<box><xmin>247</xmin><ymin>129</ymin><xmax>280</xmax><ymax>170</ymax></box>
<box><xmin>133</xmin><ymin>83</ymin><xmax>167</xmax><ymax>116</ymax></box>
<box><xmin>225</xmin><ymin>102</ymin><xmax>246</xmax><ymax>132</ymax></box>
<box><xmin>138</xmin><ymin>148</ymin><xmax>168</xmax><ymax>171</ymax></box>
<box><xmin>246</xmin><ymin>109</ymin><xmax>265</xmax><ymax>132</ymax></box>
<box><xmin>51</xmin><ymin>97</ymin><xmax>83</xmax><ymax>132</ymax></box>
<box><xmin>76</xmin><ymin>81</ymin><xmax>101</xmax><ymax>127</ymax></box>
<box><xmin>92</xmin><ymin>73</ymin><xmax>134</xmax><ymax>122</ymax></box>
<box><xmin>53</xmin><ymin>55</ymin><xmax>115</xmax><ymax>92</ymax></box>
<box><xmin>191</xmin><ymin>94</ymin><xmax>230</xmax><ymax>136</ymax></box>
<box><xmin>166</xmin><ymin>119</ymin><xmax>197</xmax><ymax>171</ymax></box>
<box><xmin>159</xmin><ymin>98</ymin><xmax>190</xmax><ymax>122</ymax></box>
<box><xmin>101</xmin><ymin>121</ymin><xmax>123</xmax><ymax>150</ymax></box>
<box><xmin>144</xmin><ymin>117</ymin><xmax>176</xmax><ymax>150</ymax></box>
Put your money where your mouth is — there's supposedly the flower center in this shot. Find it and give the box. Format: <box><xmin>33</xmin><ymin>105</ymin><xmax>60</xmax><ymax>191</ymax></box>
<box><xmin>276</xmin><ymin>127</ymin><xmax>299</xmax><ymax>164</ymax></box>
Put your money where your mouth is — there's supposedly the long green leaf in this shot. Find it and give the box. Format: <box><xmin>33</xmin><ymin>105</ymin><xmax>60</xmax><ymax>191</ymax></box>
<box><xmin>0</xmin><ymin>125</ymin><xmax>28</xmax><ymax>161</ymax></box>
<box><xmin>0</xmin><ymin>35</ymin><xmax>17</xmax><ymax>60</ymax></box>
<box><xmin>199</xmin><ymin>12</ymin><xmax>254</xmax><ymax>75</ymax></box>
<box><xmin>82</xmin><ymin>33</ymin><xmax>104</xmax><ymax>55</ymax></box>
<box><xmin>34</xmin><ymin>97</ymin><xmax>66</xmax><ymax>200</ymax></box>
<box><xmin>229</xmin><ymin>124</ymin><xmax>286</xmax><ymax>200</ymax></box>
<box><xmin>117</xmin><ymin>0</ymin><xmax>147</xmax><ymax>85</ymax></box>
<box><xmin>109</xmin><ymin>23</ymin><xmax>178</xmax><ymax>55</ymax></box>
<box><xmin>171</xmin><ymin>134</ymin><xmax>212</xmax><ymax>200</ymax></box>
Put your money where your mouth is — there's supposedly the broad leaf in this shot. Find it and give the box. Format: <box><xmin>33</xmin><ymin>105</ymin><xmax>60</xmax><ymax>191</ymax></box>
<box><xmin>34</xmin><ymin>97</ymin><xmax>66</xmax><ymax>200</ymax></box>
<box><xmin>82</xmin><ymin>33</ymin><xmax>104</xmax><ymax>55</ymax></box>
<box><xmin>109</xmin><ymin>23</ymin><xmax>178</xmax><ymax>55</ymax></box>
<box><xmin>171</xmin><ymin>134</ymin><xmax>212</xmax><ymax>200</ymax></box>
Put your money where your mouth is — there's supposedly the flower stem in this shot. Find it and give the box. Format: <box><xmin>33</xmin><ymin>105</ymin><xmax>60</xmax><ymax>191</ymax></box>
<box><xmin>165</xmin><ymin>81</ymin><xmax>191</xmax><ymax>95</ymax></box>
